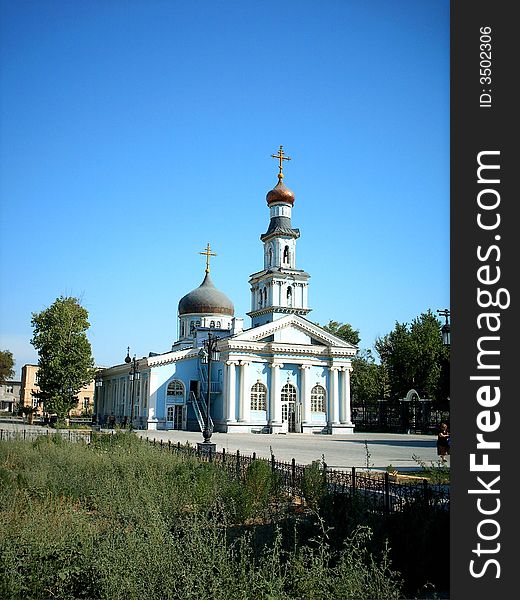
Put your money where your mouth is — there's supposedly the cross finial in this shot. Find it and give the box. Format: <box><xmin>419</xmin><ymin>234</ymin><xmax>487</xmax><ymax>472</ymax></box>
<box><xmin>271</xmin><ymin>145</ymin><xmax>291</xmax><ymax>181</ymax></box>
<box><xmin>199</xmin><ymin>242</ymin><xmax>217</xmax><ymax>274</ymax></box>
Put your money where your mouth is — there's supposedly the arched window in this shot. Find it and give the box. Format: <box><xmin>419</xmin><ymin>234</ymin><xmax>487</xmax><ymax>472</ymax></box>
<box><xmin>217</xmin><ymin>321</ymin><xmax>221</xmax><ymax>328</ymax></box>
<box><xmin>287</xmin><ymin>286</ymin><xmax>293</xmax><ymax>307</ymax></box>
<box><xmin>283</xmin><ymin>245</ymin><xmax>289</xmax><ymax>264</ymax></box>
<box><xmin>167</xmin><ymin>380</ymin><xmax>184</xmax><ymax>398</ymax></box>
<box><xmin>250</xmin><ymin>382</ymin><xmax>267</xmax><ymax>411</ymax></box>
<box><xmin>311</xmin><ymin>385</ymin><xmax>326</xmax><ymax>412</ymax></box>
<box><xmin>281</xmin><ymin>383</ymin><xmax>297</xmax><ymax>403</ymax></box>
<box><xmin>263</xmin><ymin>288</ymin><xmax>268</xmax><ymax>305</ymax></box>
<box><xmin>180</xmin><ymin>322</ymin><xmax>185</xmax><ymax>337</ymax></box>
<box><xmin>258</xmin><ymin>289</ymin><xmax>263</xmax><ymax>308</ymax></box>
<box><xmin>210</xmin><ymin>320</ymin><xmax>215</xmax><ymax>328</ymax></box>
<box><xmin>268</xmin><ymin>247</ymin><xmax>273</xmax><ymax>266</ymax></box>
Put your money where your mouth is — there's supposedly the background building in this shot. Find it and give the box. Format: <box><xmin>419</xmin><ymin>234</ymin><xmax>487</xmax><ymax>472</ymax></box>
<box><xmin>0</xmin><ymin>380</ymin><xmax>21</xmax><ymax>413</ymax></box>
<box><xmin>20</xmin><ymin>364</ymin><xmax>95</xmax><ymax>417</ymax></box>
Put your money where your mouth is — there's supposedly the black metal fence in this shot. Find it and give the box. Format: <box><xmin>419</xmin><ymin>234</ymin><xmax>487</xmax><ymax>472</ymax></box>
<box><xmin>145</xmin><ymin>437</ymin><xmax>450</xmax><ymax>514</ymax></box>
<box><xmin>352</xmin><ymin>402</ymin><xmax>450</xmax><ymax>434</ymax></box>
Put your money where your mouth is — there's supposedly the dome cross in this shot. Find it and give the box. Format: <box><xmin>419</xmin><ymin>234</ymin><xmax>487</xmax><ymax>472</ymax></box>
<box><xmin>199</xmin><ymin>242</ymin><xmax>217</xmax><ymax>274</ymax></box>
<box><xmin>271</xmin><ymin>145</ymin><xmax>291</xmax><ymax>181</ymax></box>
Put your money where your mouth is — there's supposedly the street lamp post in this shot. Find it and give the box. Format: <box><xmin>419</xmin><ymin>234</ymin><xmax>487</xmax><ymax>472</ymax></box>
<box><xmin>437</xmin><ymin>309</ymin><xmax>451</xmax><ymax>411</ymax></box>
<box><xmin>125</xmin><ymin>347</ymin><xmax>140</xmax><ymax>431</ymax></box>
<box><xmin>197</xmin><ymin>331</ymin><xmax>220</xmax><ymax>454</ymax></box>
<box><xmin>437</xmin><ymin>308</ymin><xmax>451</xmax><ymax>346</ymax></box>
<box><xmin>94</xmin><ymin>372</ymin><xmax>103</xmax><ymax>426</ymax></box>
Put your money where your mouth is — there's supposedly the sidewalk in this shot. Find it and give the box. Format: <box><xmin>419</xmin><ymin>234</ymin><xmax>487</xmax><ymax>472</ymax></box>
<box><xmin>137</xmin><ymin>429</ymin><xmax>448</xmax><ymax>471</ymax></box>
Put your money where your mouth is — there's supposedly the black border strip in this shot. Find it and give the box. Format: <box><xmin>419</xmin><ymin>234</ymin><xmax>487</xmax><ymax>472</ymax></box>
<box><xmin>451</xmin><ymin>1</ymin><xmax>516</xmax><ymax>597</ymax></box>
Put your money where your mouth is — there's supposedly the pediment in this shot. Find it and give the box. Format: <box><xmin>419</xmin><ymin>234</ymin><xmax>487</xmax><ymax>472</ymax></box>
<box><xmin>231</xmin><ymin>315</ymin><xmax>357</xmax><ymax>349</ymax></box>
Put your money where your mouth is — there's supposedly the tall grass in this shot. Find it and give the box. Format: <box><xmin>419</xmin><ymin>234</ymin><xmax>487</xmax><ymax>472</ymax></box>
<box><xmin>0</xmin><ymin>434</ymin><xmax>402</xmax><ymax>599</ymax></box>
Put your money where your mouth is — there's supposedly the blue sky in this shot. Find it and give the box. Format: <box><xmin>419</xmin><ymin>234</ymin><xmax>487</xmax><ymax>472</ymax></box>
<box><xmin>0</xmin><ymin>0</ymin><xmax>449</xmax><ymax>378</ymax></box>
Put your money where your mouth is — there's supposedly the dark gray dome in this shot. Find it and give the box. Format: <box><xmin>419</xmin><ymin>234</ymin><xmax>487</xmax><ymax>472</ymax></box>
<box><xmin>178</xmin><ymin>273</ymin><xmax>234</xmax><ymax>316</ymax></box>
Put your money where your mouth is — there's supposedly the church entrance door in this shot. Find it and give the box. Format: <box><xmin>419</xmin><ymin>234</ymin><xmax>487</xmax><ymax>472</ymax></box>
<box><xmin>281</xmin><ymin>401</ymin><xmax>296</xmax><ymax>433</ymax></box>
<box><xmin>281</xmin><ymin>383</ymin><xmax>298</xmax><ymax>433</ymax></box>
<box><xmin>167</xmin><ymin>405</ymin><xmax>184</xmax><ymax>430</ymax></box>
<box><xmin>173</xmin><ymin>405</ymin><xmax>183</xmax><ymax>430</ymax></box>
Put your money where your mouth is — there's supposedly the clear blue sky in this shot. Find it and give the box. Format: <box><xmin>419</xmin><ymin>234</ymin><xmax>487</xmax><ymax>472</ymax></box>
<box><xmin>0</xmin><ymin>0</ymin><xmax>449</xmax><ymax>378</ymax></box>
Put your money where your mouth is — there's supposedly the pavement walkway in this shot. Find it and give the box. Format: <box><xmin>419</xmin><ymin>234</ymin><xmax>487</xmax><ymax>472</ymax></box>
<box><xmin>137</xmin><ymin>429</ymin><xmax>448</xmax><ymax>471</ymax></box>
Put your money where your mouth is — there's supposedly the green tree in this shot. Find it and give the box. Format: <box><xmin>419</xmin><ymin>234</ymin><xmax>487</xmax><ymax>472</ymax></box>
<box><xmin>30</xmin><ymin>296</ymin><xmax>95</xmax><ymax>419</ymax></box>
<box><xmin>350</xmin><ymin>349</ymin><xmax>389</xmax><ymax>405</ymax></box>
<box><xmin>375</xmin><ymin>310</ymin><xmax>448</xmax><ymax>404</ymax></box>
<box><xmin>0</xmin><ymin>350</ymin><xmax>15</xmax><ymax>384</ymax></box>
<box><xmin>321</xmin><ymin>320</ymin><xmax>360</xmax><ymax>346</ymax></box>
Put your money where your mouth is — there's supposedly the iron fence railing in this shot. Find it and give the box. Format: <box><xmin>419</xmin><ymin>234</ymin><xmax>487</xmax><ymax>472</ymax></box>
<box><xmin>144</xmin><ymin>437</ymin><xmax>450</xmax><ymax>514</ymax></box>
<box><xmin>352</xmin><ymin>403</ymin><xmax>450</xmax><ymax>434</ymax></box>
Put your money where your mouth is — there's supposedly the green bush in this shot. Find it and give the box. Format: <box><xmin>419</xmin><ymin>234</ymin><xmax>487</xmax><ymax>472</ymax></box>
<box><xmin>301</xmin><ymin>460</ymin><xmax>327</xmax><ymax>509</ymax></box>
<box><xmin>242</xmin><ymin>459</ymin><xmax>280</xmax><ymax>517</ymax></box>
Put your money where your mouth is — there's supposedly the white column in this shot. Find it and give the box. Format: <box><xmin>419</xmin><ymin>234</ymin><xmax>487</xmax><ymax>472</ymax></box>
<box><xmin>328</xmin><ymin>366</ymin><xmax>339</xmax><ymax>425</ymax></box>
<box><xmin>338</xmin><ymin>368</ymin><xmax>345</xmax><ymax>424</ymax></box>
<box><xmin>299</xmin><ymin>364</ymin><xmax>311</xmax><ymax>424</ymax></box>
<box><xmin>269</xmin><ymin>363</ymin><xmax>282</xmax><ymax>423</ymax></box>
<box><xmin>238</xmin><ymin>360</ymin><xmax>251</xmax><ymax>422</ymax></box>
<box><xmin>342</xmin><ymin>366</ymin><xmax>353</xmax><ymax>424</ymax></box>
<box><xmin>225</xmin><ymin>361</ymin><xmax>237</xmax><ymax>422</ymax></box>
<box><xmin>146</xmin><ymin>371</ymin><xmax>158</xmax><ymax>428</ymax></box>
<box><xmin>274</xmin><ymin>281</ymin><xmax>280</xmax><ymax>306</ymax></box>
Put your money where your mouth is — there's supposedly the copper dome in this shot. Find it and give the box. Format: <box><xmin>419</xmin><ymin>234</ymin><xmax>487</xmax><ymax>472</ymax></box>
<box><xmin>266</xmin><ymin>179</ymin><xmax>295</xmax><ymax>206</ymax></box>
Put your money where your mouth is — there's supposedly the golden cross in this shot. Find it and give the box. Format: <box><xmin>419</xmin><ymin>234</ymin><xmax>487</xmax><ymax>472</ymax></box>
<box><xmin>199</xmin><ymin>242</ymin><xmax>217</xmax><ymax>274</ymax></box>
<box><xmin>271</xmin><ymin>145</ymin><xmax>291</xmax><ymax>180</ymax></box>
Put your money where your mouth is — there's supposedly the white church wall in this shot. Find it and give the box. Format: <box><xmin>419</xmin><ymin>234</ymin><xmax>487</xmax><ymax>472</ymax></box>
<box><xmin>152</xmin><ymin>359</ymin><xmax>199</xmax><ymax>425</ymax></box>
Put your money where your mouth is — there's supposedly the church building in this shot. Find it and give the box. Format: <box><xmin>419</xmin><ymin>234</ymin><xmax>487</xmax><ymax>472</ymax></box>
<box><xmin>95</xmin><ymin>147</ymin><xmax>357</xmax><ymax>434</ymax></box>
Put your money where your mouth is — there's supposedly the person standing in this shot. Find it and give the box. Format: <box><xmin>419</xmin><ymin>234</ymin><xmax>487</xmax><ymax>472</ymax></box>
<box><xmin>437</xmin><ymin>422</ymin><xmax>450</xmax><ymax>461</ymax></box>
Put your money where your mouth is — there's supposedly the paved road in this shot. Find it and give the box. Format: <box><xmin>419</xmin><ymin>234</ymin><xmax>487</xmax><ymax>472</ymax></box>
<box><xmin>0</xmin><ymin>421</ymin><xmax>448</xmax><ymax>471</ymax></box>
<box><xmin>137</xmin><ymin>429</ymin><xmax>447</xmax><ymax>471</ymax></box>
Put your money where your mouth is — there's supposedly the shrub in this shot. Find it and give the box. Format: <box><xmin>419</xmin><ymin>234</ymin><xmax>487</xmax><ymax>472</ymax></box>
<box><xmin>243</xmin><ymin>459</ymin><xmax>279</xmax><ymax>515</ymax></box>
<box><xmin>301</xmin><ymin>460</ymin><xmax>327</xmax><ymax>509</ymax></box>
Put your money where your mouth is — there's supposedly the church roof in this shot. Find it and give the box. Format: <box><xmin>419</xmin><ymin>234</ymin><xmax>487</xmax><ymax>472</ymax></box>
<box><xmin>260</xmin><ymin>215</ymin><xmax>300</xmax><ymax>241</ymax></box>
<box><xmin>232</xmin><ymin>314</ymin><xmax>358</xmax><ymax>349</ymax></box>
<box><xmin>178</xmin><ymin>272</ymin><xmax>234</xmax><ymax>317</ymax></box>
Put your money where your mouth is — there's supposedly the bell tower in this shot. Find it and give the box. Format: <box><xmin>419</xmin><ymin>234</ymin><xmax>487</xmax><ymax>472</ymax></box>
<box><xmin>248</xmin><ymin>146</ymin><xmax>311</xmax><ymax>327</ymax></box>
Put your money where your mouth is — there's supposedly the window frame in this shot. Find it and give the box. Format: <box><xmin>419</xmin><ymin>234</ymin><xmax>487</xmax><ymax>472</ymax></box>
<box><xmin>250</xmin><ymin>381</ymin><xmax>267</xmax><ymax>411</ymax></box>
<box><xmin>311</xmin><ymin>384</ymin><xmax>326</xmax><ymax>412</ymax></box>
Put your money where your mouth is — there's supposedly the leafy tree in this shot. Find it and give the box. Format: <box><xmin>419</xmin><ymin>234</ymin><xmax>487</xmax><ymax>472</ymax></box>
<box><xmin>321</xmin><ymin>320</ymin><xmax>360</xmax><ymax>346</ymax></box>
<box><xmin>350</xmin><ymin>349</ymin><xmax>390</xmax><ymax>405</ymax></box>
<box><xmin>31</xmin><ymin>296</ymin><xmax>95</xmax><ymax>419</ymax></box>
<box><xmin>375</xmin><ymin>310</ymin><xmax>449</xmax><ymax>404</ymax></box>
<box><xmin>0</xmin><ymin>350</ymin><xmax>15</xmax><ymax>384</ymax></box>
